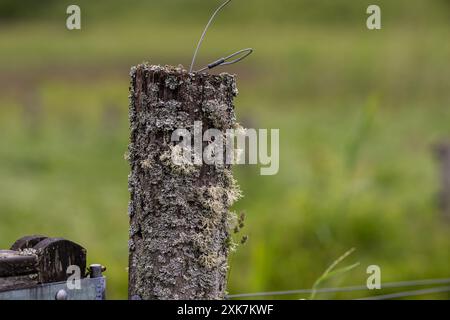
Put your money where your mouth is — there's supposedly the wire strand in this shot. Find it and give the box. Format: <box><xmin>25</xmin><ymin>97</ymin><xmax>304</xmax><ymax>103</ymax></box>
<box><xmin>355</xmin><ymin>286</ymin><xmax>450</xmax><ymax>300</ymax></box>
<box><xmin>226</xmin><ymin>277</ymin><xmax>450</xmax><ymax>299</ymax></box>
<box><xmin>196</xmin><ymin>48</ymin><xmax>253</xmax><ymax>72</ymax></box>
<box><xmin>189</xmin><ymin>0</ymin><xmax>232</xmax><ymax>73</ymax></box>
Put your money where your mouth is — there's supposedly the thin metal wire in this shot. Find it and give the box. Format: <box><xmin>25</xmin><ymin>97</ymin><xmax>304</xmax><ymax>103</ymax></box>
<box><xmin>355</xmin><ymin>286</ymin><xmax>450</xmax><ymax>300</ymax></box>
<box><xmin>189</xmin><ymin>0</ymin><xmax>232</xmax><ymax>73</ymax></box>
<box><xmin>226</xmin><ymin>277</ymin><xmax>450</xmax><ymax>299</ymax></box>
<box><xmin>196</xmin><ymin>48</ymin><xmax>253</xmax><ymax>72</ymax></box>
<box><xmin>189</xmin><ymin>0</ymin><xmax>253</xmax><ymax>73</ymax></box>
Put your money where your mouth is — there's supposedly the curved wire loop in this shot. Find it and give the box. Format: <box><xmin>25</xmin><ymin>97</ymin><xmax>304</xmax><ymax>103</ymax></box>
<box><xmin>196</xmin><ymin>48</ymin><xmax>253</xmax><ymax>73</ymax></box>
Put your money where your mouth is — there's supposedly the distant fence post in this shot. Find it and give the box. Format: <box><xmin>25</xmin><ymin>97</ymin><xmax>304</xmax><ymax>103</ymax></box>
<box><xmin>434</xmin><ymin>142</ymin><xmax>450</xmax><ymax>220</ymax></box>
<box><xmin>127</xmin><ymin>64</ymin><xmax>241</xmax><ymax>299</ymax></box>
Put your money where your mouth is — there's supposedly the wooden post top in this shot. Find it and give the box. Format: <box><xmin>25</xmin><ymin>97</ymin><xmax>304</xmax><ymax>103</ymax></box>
<box><xmin>0</xmin><ymin>235</ymin><xmax>87</xmax><ymax>292</ymax></box>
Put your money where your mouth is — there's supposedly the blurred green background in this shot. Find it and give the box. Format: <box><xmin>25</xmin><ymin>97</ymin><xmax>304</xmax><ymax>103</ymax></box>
<box><xmin>0</xmin><ymin>0</ymin><xmax>449</xmax><ymax>299</ymax></box>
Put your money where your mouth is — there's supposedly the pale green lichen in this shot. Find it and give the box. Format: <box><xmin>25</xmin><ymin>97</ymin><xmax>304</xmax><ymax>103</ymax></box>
<box><xmin>140</xmin><ymin>158</ymin><xmax>153</xmax><ymax>170</ymax></box>
<box><xmin>197</xmin><ymin>182</ymin><xmax>242</xmax><ymax>213</ymax></box>
<box><xmin>198</xmin><ymin>252</ymin><xmax>226</xmax><ymax>270</ymax></box>
<box><xmin>159</xmin><ymin>144</ymin><xmax>199</xmax><ymax>175</ymax></box>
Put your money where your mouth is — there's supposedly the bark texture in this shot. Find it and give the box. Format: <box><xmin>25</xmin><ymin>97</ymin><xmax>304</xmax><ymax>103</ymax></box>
<box><xmin>127</xmin><ymin>64</ymin><xmax>241</xmax><ymax>300</ymax></box>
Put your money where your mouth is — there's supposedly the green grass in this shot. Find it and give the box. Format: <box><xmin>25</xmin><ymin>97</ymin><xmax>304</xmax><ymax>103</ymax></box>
<box><xmin>0</xmin><ymin>1</ymin><xmax>449</xmax><ymax>299</ymax></box>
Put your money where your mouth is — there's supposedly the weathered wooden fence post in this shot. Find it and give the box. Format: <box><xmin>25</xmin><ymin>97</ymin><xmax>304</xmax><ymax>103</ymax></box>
<box><xmin>127</xmin><ymin>64</ymin><xmax>241</xmax><ymax>299</ymax></box>
<box><xmin>434</xmin><ymin>142</ymin><xmax>450</xmax><ymax>220</ymax></box>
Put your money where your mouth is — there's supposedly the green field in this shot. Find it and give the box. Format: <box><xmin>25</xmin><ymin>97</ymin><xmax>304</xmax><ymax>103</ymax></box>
<box><xmin>0</xmin><ymin>0</ymin><xmax>449</xmax><ymax>299</ymax></box>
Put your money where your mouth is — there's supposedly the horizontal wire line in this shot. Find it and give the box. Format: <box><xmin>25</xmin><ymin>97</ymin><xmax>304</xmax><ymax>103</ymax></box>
<box><xmin>226</xmin><ymin>277</ymin><xmax>450</xmax><ymax>298</ymax></box>
<box><xmin>355</xmin><ymin>286</ymin><xmax>450</xmax><ymax>300</ymax></box>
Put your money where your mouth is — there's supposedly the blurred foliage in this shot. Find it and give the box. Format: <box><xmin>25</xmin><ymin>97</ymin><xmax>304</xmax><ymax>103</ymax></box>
<box><xmin>1</xmin><ymin>0</ymin><xmax>450</xmax><ymax>26</ymax></box>
<box><xmin>0</xmin><ymin>0</ymin><xmax>449</xmax><ymax>299</ymax></box>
